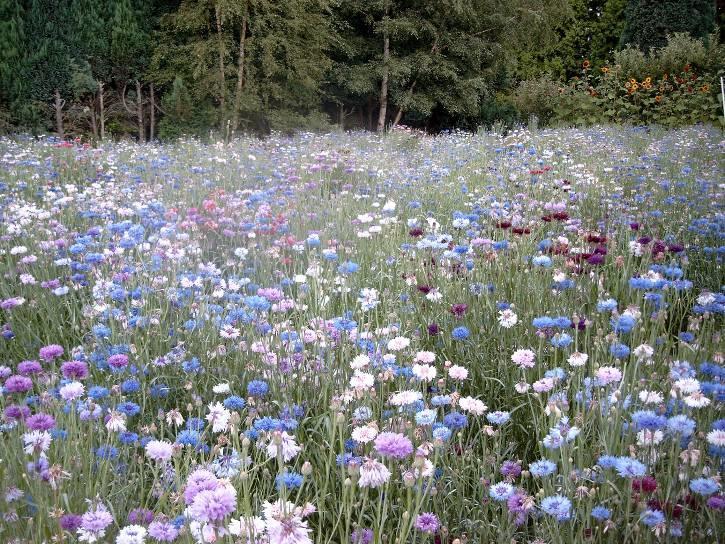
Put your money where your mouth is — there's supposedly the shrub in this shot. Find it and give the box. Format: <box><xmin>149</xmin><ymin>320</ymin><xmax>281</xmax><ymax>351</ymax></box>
<box><xmin>510</xmin><ymin>76</ymin><xmax>562</xmax><ymax>126</ymax></box>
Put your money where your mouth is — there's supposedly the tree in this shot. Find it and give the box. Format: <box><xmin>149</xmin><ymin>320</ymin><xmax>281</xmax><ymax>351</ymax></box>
<box><xmin>328</xmin><ymin>0</ymin><xmax>571</xmax><ymax>131</ymax></box>
<box><xmin>620</xmin><ymin>0</ymin><xmax>717</xmax><ymax>52</ymax></box>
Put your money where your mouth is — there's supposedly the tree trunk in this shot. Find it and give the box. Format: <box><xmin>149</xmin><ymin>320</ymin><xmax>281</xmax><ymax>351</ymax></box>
<box><xmin>231</xmin><ymin>10</ymin><xmax>247</xmax><ymax>133</ymax></box>
<box><xmin>392</xmin><ymin>80</ymin><xmax>416</xmax><ymax>127</ymax></box>
<box><xmin>392</xmin><ymin>41</ymin><xmax>435</xmax><ymax>128</ymax></box>
<box><xmin>90</xmin><ymin>101</ymin><xmax>99</xmax><ymax>141</ymax></box>
<box><xmin>392</xmin><ymin>81</ymin><xmax>416</xmax><ymax>127</ymax></box>
<box><xmin>98</xmin><ymin>81</ymin><xmax>105</xmax><ymax>141</ymax></box>
<box><xmin>136</xmin><ymin>79</ymin><xmax>144</xmax><ymax>143</ymax></box>
<box><xmin>149</xmin><ymin>82</ymin><xmax>155</xmax><ymax>141</ymax></box>
<box><xmin>376</xmin><ymin>26</ymin><xmax>390</xmax><ymax>132</ymax></box>
<box><xmin>53</xmin><ymin>89</ymin><xmax>64</xmax><ymax>139</ymax></box>
<box><xmin>366</xmin><ymin>96</ymin><xmax>374</xmax><ymax>130</ymax></box>
<box><xmin>215</xmin><ymin>3</ymin><xmax>226</xmax><ymax>130</ymax></box>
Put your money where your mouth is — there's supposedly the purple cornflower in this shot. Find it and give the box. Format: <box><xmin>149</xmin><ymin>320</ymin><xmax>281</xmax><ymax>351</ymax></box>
<box><xmin>4</xmin><ymin>404</ymin><xmax>30</xmax><ymax>420</ymax></box>
<box><xmin>108</xmin><ymin>354</ymin><xmax>129</xmax><ymax>369</ymax></box>
<box><xmin>4</xmin><ymin>375</ymin><xmax>33</xmax><ymax>393</ymax></box>
<box><xmin>128</xmin><ymin>507</ymin><xmax>154</xmax><ymax>525</ymax></box>
<box><xmin>500</xmin><ymin>460</ymin><xmax>522</xmax><ymax>480</ymax></box>
<box><xmin>39</xmin><ymin>344</ymin><xmax>64</xmax><ymax>361</ymax></box>
<box><xmin>706</xmin><ymin>495</ymin><xmax>725</xmax><ymax>511</ymax></box>
<box><xmin>507</xmin><ymin>491</ymin><xmax>532</xmax><ymax>526</ymax></box>
<box><xmin>1</xmin><ymin>297</ymin><xmax>25</xmax><ymax>310</ymax></box>
<box><xmin>373</xmin><ymin>432</ymin><xmax>414</xmax><ymax>459</ymax></box>
<box><xmin>17</xmin><ymin>360</ymin><xmax>42</xmax><ymax>375</ymax></box>
<box><xmin>25</xmin><ymin>413</ymin><xmax>55</xmax><ymax>431</ymax></box>
<box><xmin>414</xmin><ymin>512</ymin><xmax>439</xmax><ymax>534</ymax></box>
<box><xmin>351</xmin><ymin>528</ymin><xmax>373</xmax><ymax>544</ymax></box>
<box><xmin>61</xmin><ymin>360</ymin><xmax>89</xmax><ymax>380</ymax></box>
<box><xmin>59</xmin><ymin>514</ymin><xmax>82</xmax><ymax>531</ymax></box>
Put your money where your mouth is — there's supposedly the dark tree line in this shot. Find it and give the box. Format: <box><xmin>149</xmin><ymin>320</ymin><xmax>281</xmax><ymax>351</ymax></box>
<box><xmin>0</xmin><ymin>0</ymin><xmax>719</xmax><ymax>139</ymax></box>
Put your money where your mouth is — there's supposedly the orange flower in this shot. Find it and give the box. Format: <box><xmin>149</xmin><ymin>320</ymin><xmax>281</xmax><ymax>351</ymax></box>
<box><xmin>601</xmin><ymin>66</ymin><xmax>609</xmax><ymax>73</ymax></box>
<box><xmin>700</xmin><ymin>84</ymin><xmax>709</xmax><ymax>93</ymax></box>
<box><xmin>655</xmin><ymin>95</ymin><xmax>662</xmax><ymax>103</ymax></box>
<box><xmin>583</xmin><ymin>60</ymin><xmax>591</xmax><ymax>69</ymax></box>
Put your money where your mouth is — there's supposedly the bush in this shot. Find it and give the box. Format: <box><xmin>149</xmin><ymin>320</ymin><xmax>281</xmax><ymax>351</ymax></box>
<box><xmin>510</xmin><ymin>76</ymin><xmax>562</xmax><ymax>126</ymax></box>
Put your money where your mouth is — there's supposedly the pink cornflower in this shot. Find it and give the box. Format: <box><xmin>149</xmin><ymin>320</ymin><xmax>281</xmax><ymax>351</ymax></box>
<box><xmin>189</xmin><ymin>487</ymin><xmax>236</xmax><ymax>522</ymax></box>
<box><xmin>511</xmin><ymin>349</ymin><xmax>536</xmax><ymax>369</ymax></box>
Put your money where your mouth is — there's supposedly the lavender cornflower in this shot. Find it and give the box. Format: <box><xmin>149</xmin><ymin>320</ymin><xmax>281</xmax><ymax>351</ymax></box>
<box><xmin>373</xmin><ymin>432</ymin><xmax>414</xmax><ymax>459</ymax></box>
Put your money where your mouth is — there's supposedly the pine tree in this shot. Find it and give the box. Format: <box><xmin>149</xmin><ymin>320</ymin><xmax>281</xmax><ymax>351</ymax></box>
<box><xmin>0</xmin><ymin>0</ymin><xmax>26</xmax><ymax>129</ymax></box>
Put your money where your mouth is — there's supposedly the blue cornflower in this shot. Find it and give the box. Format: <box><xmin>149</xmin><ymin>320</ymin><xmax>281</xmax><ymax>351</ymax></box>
<box><xmin>176</xmin><ymin>430</ymin><xmax>201</xmax><ymax>447</ymax></box>
<box><xmin>529</xmin><ymin>459</ymin><xmax>557</xmax><ymax>477</ymax></box>
<box><xmin>118</xmin><ymin>431</ymin><xmax>139</xmax><ymax>445</ymax></box>
<box><xmin>415</xmin><ymin>409</ymin><xmax>437</xmax><ymax>426</ymax></box>
<box><xmin>443</xmin><ymin>411</ymin><xmax>468</xmax><ymax>430</ymax></box>
<box><xmin>614</xmin><ymin>457</ymin><xmax>647</xmax><ymax>478</ymax></box>
<box><xmin>121</xmin><ymin>378</ymin><xmax>140</xmax><ymax>394</ymax></box>
<box><xmin>689</xmin><ymin>477</ymin><xmax>720</xmax><ymax>496</ymax></box>
<box><xmin>591</xmin><ymin>505</ymin><xmax>611</xmax><ymax>521</ymax></box>
<box><xmin>431</xmin><ymin>395</ymin><xmax>451</xmax><ymax>406</ymax></box>
<box><xmin>88</xmin><ymin>386</ymin><xmax>109</xmax><ymax>400</ymax></box>
<box><xmin>451</xmin><ymin>326</ymin><xmax>470</xmax><ymax>341</ymax></box>
<box><xmin>610</xmin><ymin>343</ymin><xmax>630</xmax><ymax>359</ymax></box>
<box><xmin>532</xmin><ymin>255</ymin><xmax>552</xmax><ymax>267</ymax></box>
<box><xmin>353</xmin><ymin>406</ymin><xmax>372</xmax><ymax>421</ymax></box>
<box><xmin>338</xmin><ymin>261</ymin><xmax>360</xmax><ymax>275</ymax></box>
<box><xmin>611</xmin><ymin>315</ymin><xmax>636</xmax><ymax>334</ymax></box>
<box><xmin>186</xmin><ymin>417</ymin><xmax>205</xmax><ymax>431</ymax></box>
<box><xmin>223</xmin><ymin>395</ymin><xmax>247</xmax><ymax>411</ymax></box>
<box><xmin>489</xmin><ymin>482</ymin><xmax>514</xmax><ymax>501</ymax></box>
<box><xmin>275</xmin><ymin>471</ymin><xmax>304</xmax><ymax>491</ymax></box>
<box><xmin>95</xmin><ymin>445</ymin><xmax>119</xmax><ymax>459</ymax></box>
<box><xmin>540</xmin><ymin>495</ymin><xmax>572</xmax><ymax>521</ymax></box>
<box><xmin>667</xmin><ymin>415</ymin><xmax>695</xmax><ymax>437</ymax></box>
<box><xmin>253</xmin><ymin>417</ymin><xmax>283</xmax><ymax>432</ymax></box>
<box><xmin>116</xmin><ymin>402</ymin><xmax>141</xmax><ymax>417</ymax></box>
<box><xmin>631</xmin><ymin>410</ymin><xmax>667</xmax><ymax>431</ymax></box>
<box><xmin>640</xmin><ymin>509</ymin><xmax>665</xmax><ymax>527</ymax></box>
<box><xmin>596</xmin><ymin>299</ymin><xmax>618</xmax><ymax>313</ymax></box>
<box><xmin>486</xmin><ymin>411</ymin><xmax>510</xmax><ymax>425</ymax></box>
<box><xmin>247</xmin><ymin>380</ymin><xmax>269</xmax><ymax>397</ymax></box>
<box><xmin>432</xmin><ymin>426</ymin><xmax>452</xmax><ymax>441</ymax></box>
<box><xmin>550</xmin><ymin>333</ymin><xmax>572</xmax><ymax>348</ymax></box>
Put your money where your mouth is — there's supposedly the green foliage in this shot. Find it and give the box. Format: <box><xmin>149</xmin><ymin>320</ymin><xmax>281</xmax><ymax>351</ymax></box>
<box><xmin>620</xmin><ymin>0</ymin><xmax>717</xmax><ymax>52</ymax></box>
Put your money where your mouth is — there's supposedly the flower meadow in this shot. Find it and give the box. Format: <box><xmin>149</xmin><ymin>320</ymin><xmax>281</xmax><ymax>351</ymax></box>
<box><xmin>0</xmin><ymin>126</ymin><xmax>723</xmax><ymax>544</ymax></box>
